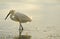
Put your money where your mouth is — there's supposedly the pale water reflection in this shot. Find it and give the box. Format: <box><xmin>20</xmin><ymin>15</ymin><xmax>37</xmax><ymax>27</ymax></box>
<box><xmin>0</xmin><ymin>0</ymin><xmax>60</xmax><ymax>39</ymax></box>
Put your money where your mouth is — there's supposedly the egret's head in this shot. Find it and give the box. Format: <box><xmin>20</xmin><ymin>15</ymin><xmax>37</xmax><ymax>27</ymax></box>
<box><xmin>9</xmin><ymin>10</ymin><xmax>15</xmax><ymax>14</ymax></box>
<box><xmin>5</xmin><ymin>10</ymin><xmax>15</xmax><ymax>20</ymax></box>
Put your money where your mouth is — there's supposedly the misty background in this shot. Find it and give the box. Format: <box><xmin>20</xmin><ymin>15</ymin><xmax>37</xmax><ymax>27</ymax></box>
<box><xmin>0</xmin><ymin>0</ymin><xmax>60</xmax><ymax>39</ymax></box>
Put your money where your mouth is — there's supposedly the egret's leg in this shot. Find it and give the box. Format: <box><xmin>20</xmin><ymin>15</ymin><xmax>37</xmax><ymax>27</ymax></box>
<box><xmin>20</xmin><ymin>23</ymin><xmax>24</xmax><ymax>31</ymax></box>
<box><xmin>19</xmin><ymin>23</ymin><xmax>24</xmax><ymax>39</ymax></box>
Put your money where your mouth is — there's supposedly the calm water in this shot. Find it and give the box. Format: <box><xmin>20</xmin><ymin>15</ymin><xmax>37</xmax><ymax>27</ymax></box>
<box><xmin>0</xmin><ymin>0</ymin><xmax>60</xmax><ymax>39</ymax></box>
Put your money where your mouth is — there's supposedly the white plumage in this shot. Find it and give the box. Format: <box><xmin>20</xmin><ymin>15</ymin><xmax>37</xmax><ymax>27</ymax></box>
<box><xmin>5</xmin><ymin>10</ymin><xmax>32</xmax><ymax>38</ymax></box>
<box><xmin>5</xmin><ymin>10</ymin><xmax>32</xmax><ymax>23</ymax></box>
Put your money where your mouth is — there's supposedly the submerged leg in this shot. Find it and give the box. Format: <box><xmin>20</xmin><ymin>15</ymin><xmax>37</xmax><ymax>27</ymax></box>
<box><xmin>19</xmin><ymin>23</ymin><xmax>24</xmax><ymax>39</ymax></box>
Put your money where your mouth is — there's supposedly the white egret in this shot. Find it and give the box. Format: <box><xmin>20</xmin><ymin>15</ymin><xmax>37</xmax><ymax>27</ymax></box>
<box><xmin>5</xmin><ymin>10</ymin><xmax>32</xmax><ymax>38</ymax></box>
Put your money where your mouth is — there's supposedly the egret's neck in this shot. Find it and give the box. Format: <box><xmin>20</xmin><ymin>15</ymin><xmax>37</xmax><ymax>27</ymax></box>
<box><xmin>10</xmin><ymin>13</ymin><xmax>14</xmax><ymax>17</ymax></box>
<box><xmin>10</xmin><ymin>13</ymin><xmax>15</xmax><ymax>20</ymax></box>
<box><xmin>11</xmin><ymin>12</ymin><xmax>14</xmax><ymax>15</ymax></box>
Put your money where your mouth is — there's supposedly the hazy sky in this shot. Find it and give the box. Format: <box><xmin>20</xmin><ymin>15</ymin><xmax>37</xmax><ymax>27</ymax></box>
<box><xmin>0</xmin><ymin>0</ymin><xmax>60</xmax><ymax>39</ymax></box>
<box><xmin>0</xmin><ymin>0</ymin><xmax>60</xmax><ymax>28</ymax></box>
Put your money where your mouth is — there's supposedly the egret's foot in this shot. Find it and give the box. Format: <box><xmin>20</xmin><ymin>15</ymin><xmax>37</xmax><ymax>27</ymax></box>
<box><xmin>19</xmin><ymin>27</ymin><xmax>23</xmax><ymax>38</ymax></box>
<box><xmin>19</xmin><ymin>32</ymin><xmax>22</xmax><ymax>39</ymax></box>
<box><xmin>19</xmin><ymin>23</ymin><xmax>24</xmax><ymax>39</ymax></box>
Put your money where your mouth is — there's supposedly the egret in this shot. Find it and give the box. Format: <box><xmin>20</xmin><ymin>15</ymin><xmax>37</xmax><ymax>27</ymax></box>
<box><xmin>5</xmin><ymin>10</ymin><xmax>32</xmax><ymax>38</ymax></box>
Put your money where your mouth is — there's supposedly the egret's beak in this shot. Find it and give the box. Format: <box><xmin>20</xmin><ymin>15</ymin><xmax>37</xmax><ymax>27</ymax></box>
<box><xmin>5</xmin><ymin>12</ymin><xmax>10</xmax><ymax>20</ymax></box>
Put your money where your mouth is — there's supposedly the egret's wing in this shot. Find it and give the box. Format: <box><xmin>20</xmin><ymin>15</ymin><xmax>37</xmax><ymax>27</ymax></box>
<box><xmin>15</xmin><ymin>12</ymin><xmax>32</xmax><ymax>23</ymax></box>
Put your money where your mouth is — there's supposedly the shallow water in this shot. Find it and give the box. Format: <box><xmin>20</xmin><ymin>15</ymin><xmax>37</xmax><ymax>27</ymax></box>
<box><xmin>0</xmin><ymin>0</ymin><xmax>60</xmax><ymax>39</ymax></box>
<box><xmin>0</xmin><ymin>25</ymin><xmax>60</xmax><ymax>39</ymax></box>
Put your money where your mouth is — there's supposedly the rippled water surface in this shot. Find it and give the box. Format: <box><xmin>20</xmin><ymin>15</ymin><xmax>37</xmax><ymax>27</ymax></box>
<box><xmin>0</xmin><ymin>0</ymin><xmax>60</xmax><ymax>39</ymax></box>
